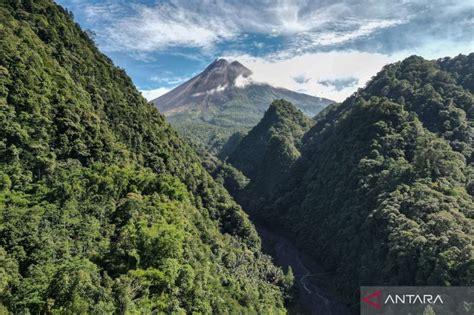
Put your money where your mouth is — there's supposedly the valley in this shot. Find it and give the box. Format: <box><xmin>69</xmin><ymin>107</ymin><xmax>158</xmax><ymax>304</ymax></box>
<box><xmin>256</xmin><ymin>224</ymin><xmax>353</xmax><ymax>315</ymax></box>
<box><xmin>218</xmin><ymin>55</ymin><xmax>474</xmax><ymax>306</ymax></box>
<box><xmin>0</xmin><ymin>0</ymin><xmax>472</xmax><ymax>313</ymax></box>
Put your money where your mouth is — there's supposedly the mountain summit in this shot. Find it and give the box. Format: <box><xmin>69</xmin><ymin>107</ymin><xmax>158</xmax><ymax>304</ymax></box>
<box><xmin>151</xmin><ymin>59</ymin><xmax>333</xmax><ymax>153</ymax></box>
<box><xmin>154</xmin><ymin>59</ymin><xmax>252</xmax><ymax>114</ymax></box>
<box><xmin>201</xmin><ymin>58</ymin><xmax>252</xmax><ymax>86</ymax></box>
<box><xmin>227</xmin><ymin>100</ymin><xmax>314</xmax><ymax>199</ymax></box>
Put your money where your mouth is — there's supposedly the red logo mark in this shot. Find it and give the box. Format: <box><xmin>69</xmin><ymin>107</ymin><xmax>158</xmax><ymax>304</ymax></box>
<box><xmin>362</xmin><ymin>290</ymin><xmax>382</xmax><ymax>310</ymax></box>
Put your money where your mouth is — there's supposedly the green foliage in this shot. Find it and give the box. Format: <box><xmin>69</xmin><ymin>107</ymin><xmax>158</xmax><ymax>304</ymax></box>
<box><xmin>361</xmin><ymin>55</ymin><xmax>474</xmax><ymax>162</ymax></box>
<box><xmin>201</xmin><ymin>153</ymin><xmax>250</xmax><ymax>197</ymax></box>
<box><xmin>166</xmin><ymin>84</ymin><xmax>331</xmax><ymax>155</ymax></box>
<box><xmin>227</xmin><ymin>99</ymin><xmax>315</xmax><ymax>209</ymax></box>
<box><xmin>0</xmin><ymin>1</ymin><xmax>290</xmax><ymax>313</ymax></box>
<box><xmin>218</xmin><ymin>131</ymin><xmax>245</xmax><ymax>160</ymax></box>
<box><xmin>229</xmin><ymin>55</ymin><xmax>474</xmax><ymax>303</ymax></box>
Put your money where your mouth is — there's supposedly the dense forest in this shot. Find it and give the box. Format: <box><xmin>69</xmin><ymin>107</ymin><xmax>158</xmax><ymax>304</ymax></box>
<box><xmin>227</xmin><ymin>55</ymin><xmax>474</xmax><ymax>302</ymax></box>
<box><xmin>225</xmin><ymin>100</ymin><xmax>315</xmax><ymax>209</ymax></box>
<box><xmin>0</xmin><ymin>1</ymin><xmax>293</xmax><ymax>313</ymax></box>
<box><xmin>1</xmin><ymin>0</ymin><xmax>472</xmax><ymax>312</ymax></box>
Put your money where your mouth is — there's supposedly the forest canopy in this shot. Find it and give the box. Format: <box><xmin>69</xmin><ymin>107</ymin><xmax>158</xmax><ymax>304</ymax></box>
<box><xmin>226</xmin><ymin>54</ymin><xmax>474</xmax><ymax>302</ymax></box>
<box><xmin>0</xmin><ymin>1</ymin><xmax>292</xmax><ymax>313</ymax></box>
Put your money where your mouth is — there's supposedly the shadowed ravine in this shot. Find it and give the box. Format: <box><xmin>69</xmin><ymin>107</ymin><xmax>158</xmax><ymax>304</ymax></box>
<box><xmin>256</xmin><ymin>225</ymin><xmax>353</xmax><ymax>315</ymax></box>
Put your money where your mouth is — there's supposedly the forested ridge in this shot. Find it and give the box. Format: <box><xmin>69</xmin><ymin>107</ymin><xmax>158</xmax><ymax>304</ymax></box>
<box><xmin>0</xmin><ymin>1</ymin><xmax>292</xmax><ymax>313</ymax></box>
<box><xmin>225</xmin><ymin>100</ymin><xmax>315</xmax><ymax>209</ymax></box>
<box><xmin>227</xmin><ymin>55</ymin><xmax>474</xmax><ymax>302</ymax></box>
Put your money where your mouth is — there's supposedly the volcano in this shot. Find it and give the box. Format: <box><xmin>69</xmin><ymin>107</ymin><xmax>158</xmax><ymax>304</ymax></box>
<box><xmin>151</xmin><ymin>58</ymin><xmax>333</xmax><ymax>153</ymax></box>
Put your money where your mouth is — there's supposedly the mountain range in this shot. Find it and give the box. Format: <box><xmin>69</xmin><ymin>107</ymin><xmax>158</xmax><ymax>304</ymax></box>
<box><xmin>152</xmin><ymin>58</ymin><xmax>333</xmax><ymax>153</ymax></box>
<box><xmin>225</xmin><ymin>54</ymin><xmax>474</xmax><ymax>304</ymax></box>
<box><xmin>1</xmin><ymin>0</ymin><xmax>472</xmax><ymax>313</ymax></box>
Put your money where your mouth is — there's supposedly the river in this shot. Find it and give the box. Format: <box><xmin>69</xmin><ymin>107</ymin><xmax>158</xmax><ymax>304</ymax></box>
<box><xmin>256</xmin><ymin>224</ymin><xmax>355</xmax><ymax>315</ymax></box>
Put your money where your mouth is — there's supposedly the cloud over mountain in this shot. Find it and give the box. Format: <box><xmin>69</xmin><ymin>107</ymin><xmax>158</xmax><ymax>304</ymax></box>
<box><xmin>58</xmin><ymin>0</ymin><xmax>473</xmax><ymax>104</ymax></box>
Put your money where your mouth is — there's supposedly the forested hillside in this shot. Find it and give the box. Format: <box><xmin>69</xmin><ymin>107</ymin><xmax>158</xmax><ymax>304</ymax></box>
<box><xmin>229</xmin><ymin>55</ymin><xmax>474</xmax><ymax>301</ymax></box>
<box><xmin>0</xmin><ymin>1</ymin><xmax>292</xmax><ymax>313</ymax></box>
<box><xmin>226</xmin><ymin>100</ymin><xmax>314</xmax><ymax>209</ymax></box>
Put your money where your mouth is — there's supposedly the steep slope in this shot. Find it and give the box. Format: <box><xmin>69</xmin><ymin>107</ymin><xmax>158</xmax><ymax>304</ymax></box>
<box><xmin>226</xmin><ymin>100</ymin><xmax>314</xmax><ymax>207</ymax></box>
<box><xmin>234</xmin><ymin>55</ymin><xmax>474</xmax><ymax>302</ymax></box>
<box><xmin>152</xmin><ymin>59</ymin><xmax>333</xmax><ymax>154</ymax></box>
<box><xmin>0</xmin><ymin>1</ymin><xmax>291</xmax><ymax>313</ymax></box>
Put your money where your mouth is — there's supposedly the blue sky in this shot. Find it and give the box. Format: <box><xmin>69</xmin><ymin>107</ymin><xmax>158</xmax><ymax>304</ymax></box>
<box><xmin>57</xmin><ymin>0</ymin><xmax>473</xmax><ymax>101</ymax></box>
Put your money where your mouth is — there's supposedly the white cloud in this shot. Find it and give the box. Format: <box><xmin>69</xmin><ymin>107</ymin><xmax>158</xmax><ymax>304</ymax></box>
<box><xmin>150</xmin><ymin>75</ymin><xmax>188</xmax><ymax>85</ymax></box>
<box><xmin>58</xmin><ymin>0</ymin><xmax>472</xmax><ymax>105</ymax></box>
<box><xmin>140</xmin><ymin>87</ymin><xmax>172</xmax><ymax>101</ymax></box>
<box><xmin>192</xmin><ymin>84</ymin><xmax>228</xmax><ymax>97</ymax></box>
<box><xmin>224</xmin><ymin>51</ymin><xmax>399</xmax><ymax>102</ymax></box>
<box><xmin>298</xmin><ymin>19</ymin><xmax>405</xmax><ymax>47</ymax></box>
<box><xmin>83</xmin><ymin>0</ymin><xmax>409</xmax><ymax>53</ymax></box>
<box><xmin>393</xmin><ymin>40</ymin><xmax>474</xmax><ymax>61</ymax></box>
<box><xmin>103</xmin><ymin>3</ymin><xmax>237</xmax><ymax>52</ymax></box>
<box><xmin>235</xmin><ymin>74</ymin><xmax>254</xmax><ymax>88</ymax></box>
<box><xmin>60</xmin><ymin>0</ymin><xmax>472</xmax><ymax>59</ymax></box>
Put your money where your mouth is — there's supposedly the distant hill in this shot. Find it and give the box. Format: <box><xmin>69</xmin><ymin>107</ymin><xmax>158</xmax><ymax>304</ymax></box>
<box><xmin>0</xmin><ymin>1</ymin><xmax>291</xmax><ymax>313</ymax></box>
<box><xmin>226</xmin><ymin>99</ymin><xmax>314</xmax><ymax>201</ymax></box>
<box><xmin>226</xmin><ymin>54</ymin><xmax>474</xmax><ymax>302</ymax></box>
<box><xmin>152</xmin><ymin>59</ymin><xmax>333</xmax><ymax>154</ymax></box>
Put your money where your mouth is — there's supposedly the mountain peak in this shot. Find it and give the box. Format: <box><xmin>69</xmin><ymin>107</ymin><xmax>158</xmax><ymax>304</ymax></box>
<box><xmin>268</xmin><ymin>99</ymin><xmax>301</xmax><ymax>114</ymax></box>
<box><xmin>151</xmin><ymin>60</ymin><xmax>333</xmax><ymax>142</ymax></box>
<box><xmin>229</xmin><ymin>60</ymin><xmax>251</xmax><ymax>73</ymax></box>
<box><xmin>203</xmin><ymin>58</ymin><xmax>252</xmax><ymax>80</ymax></box>
<box><xmin>152</xmin><ymin>59</ymin><xmax>255</xmax><ymax>113</ymax></box>
<box><xmin>206</xmin><ymin>58</ymin><xmax>230</xmax><ymax>71</ymax></box>
<box><xmin>262</xmin><ymin>100</ymin><xmax>314</xmax><ymax>133</ymax></box>
<box><xmin>226</xmin><ymin>99</ymin><xmax>314</xmax><ymax>191</ymax></box>
<box><xmin>197</xmin><ymin>58</ymin><xmax>252</xmax><ymax>91</ymax></box>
